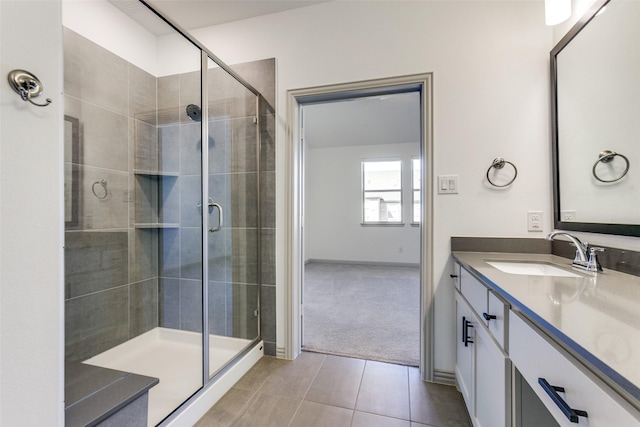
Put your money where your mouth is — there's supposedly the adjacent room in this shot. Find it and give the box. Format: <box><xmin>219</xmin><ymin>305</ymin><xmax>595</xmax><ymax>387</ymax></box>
<box><xmin>301</xmin><ymin>92</ymin><xmax>422</xmax><ymax>366</ymax></box>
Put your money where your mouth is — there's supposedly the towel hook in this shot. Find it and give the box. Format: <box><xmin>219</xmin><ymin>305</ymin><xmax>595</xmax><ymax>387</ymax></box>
<box><xmin>7</xmin><ymin>69</ymin><xmax>52</xmax><ymax>107</ymax></box>
<box><xmin>486</xmin><ymin>157</ymin><xmax>518</xmax><ymax>187</ymax></box>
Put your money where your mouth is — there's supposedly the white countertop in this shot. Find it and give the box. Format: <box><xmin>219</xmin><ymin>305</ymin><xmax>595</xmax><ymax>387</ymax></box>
<box><xmin>452</xmin><ymin>251</ymin><xmax>640</xmax><ymax>407</ymax></box>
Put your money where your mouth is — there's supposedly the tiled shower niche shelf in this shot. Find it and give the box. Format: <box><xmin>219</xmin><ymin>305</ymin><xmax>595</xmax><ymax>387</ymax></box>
<box><xmin>134</xmin><ymin>170</ymin><xmax>179</xmax><ymax>177</ymax></box>
<box><xmin>134</xmin><ymin>170</ymin><xmax>179</xmax><ymax>229</ymax></box>
<box><xmin>134</xmin><ymin>223</ymin><xmax>179</xmax><ymax>229</ymax></box>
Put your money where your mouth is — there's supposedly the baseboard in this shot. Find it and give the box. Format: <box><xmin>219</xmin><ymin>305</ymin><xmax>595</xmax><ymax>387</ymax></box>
<box><xmin>306</xmin><ymin>259</ymin><xmax>419</xmax><ymax>268</ymax></box>
<box><xmin>432</xmin><ymin>369</ymin><xmax>456</xmax><ymax>386</ymax></box>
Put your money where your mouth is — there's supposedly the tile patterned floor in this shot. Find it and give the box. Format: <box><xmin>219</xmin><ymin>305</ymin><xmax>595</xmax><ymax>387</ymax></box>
<box><xmin>196</xmin><ymin>352</ymin><xmax>471</xmax><ymax>427</ymax></box>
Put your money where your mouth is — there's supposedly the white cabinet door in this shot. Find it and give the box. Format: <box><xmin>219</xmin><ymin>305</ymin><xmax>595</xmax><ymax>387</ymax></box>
<box><xmin>475</xmin><ymin>319</ymin><xmax>510</xmax><ymax>427</ymax></box>
<box><xmin>455</xmin><ymin>292</ymin><xmax>475</xmax><ymax>411</ymax></box>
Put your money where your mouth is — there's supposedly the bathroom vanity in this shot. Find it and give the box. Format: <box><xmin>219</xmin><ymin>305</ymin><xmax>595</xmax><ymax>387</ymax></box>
<box><xmin>452</xmin><ymin>251</ymin><xmax>640</xmax><ymax>427</ymax></box>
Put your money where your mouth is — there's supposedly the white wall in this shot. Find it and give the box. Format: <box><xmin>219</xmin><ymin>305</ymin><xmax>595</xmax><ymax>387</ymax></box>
<box><xmin>0</xmin><ymin>1</ymin><xmax>64</xmax><ymax>425</ymax></box>
<box><xmin>190</xmin><ymin>0</ymin><xmax>555</xmax><ymax>372</ymax></box>
<box><xmin>63</xmin><ymin>0</ymin><xmax>159</xmax><ymax>75</ymax></box>
<box><xmin>305</xmin><ymin>142</ymin><xmax>420</xmax><ymax>264</ymax></box>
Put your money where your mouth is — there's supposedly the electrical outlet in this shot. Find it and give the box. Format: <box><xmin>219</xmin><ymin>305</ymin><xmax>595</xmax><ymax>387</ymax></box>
<box><xmin>561</xmin><ymin>210</ymin><xmax>576</xmax><ymax>221</ymax></box>
<box><xmin>527</xmin><ymin>211</ymin><xmax>543</xmax><ymax>232</ymax></box>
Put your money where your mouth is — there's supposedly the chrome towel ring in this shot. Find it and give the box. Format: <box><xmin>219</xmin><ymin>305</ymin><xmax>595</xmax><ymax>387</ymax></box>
<box><xmin>486</xmin><ymin>157</ymin><xmax>518</xmax><ymax>187</ymax></box>
<box><xmin>92</xmin><ymin>179</ymin><xmax>108</xmax><ymax>200</ymax></box>
<box><xmin>7</xmin><ymin>69</ymin><xmax>52</xmax><ymax>107</ymax></box>
<box><xmin>592</xmin><ymin>150</ymin><xmax>630</xmax><ymax>183</ymax></box>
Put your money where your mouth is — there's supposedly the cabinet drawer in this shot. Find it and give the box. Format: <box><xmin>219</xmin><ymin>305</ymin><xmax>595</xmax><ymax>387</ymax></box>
<box><xmin>453</xmin><ymin>263</ymin><xmax>461</xmax><ymax>291</ymax></box>
<box><xmin>460</xmin><ymin>267</ymin><xmax>487</xmax><ymax>319</ymax></box>
<box><xmin>509</xmin><ymin>311</ymin><xmax>640</xmax><ymax>427</ymax></box>
<box><xmin>487</xmin><ymin>290</ymin><xmax>508</xmax><ymax>350</ymax></box>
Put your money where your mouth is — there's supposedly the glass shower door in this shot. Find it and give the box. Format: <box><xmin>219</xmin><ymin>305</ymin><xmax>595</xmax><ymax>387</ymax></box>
<box><xmin>205</xmin><ymin>57</ymin><xmax>260</xmax><ymax>378</ymax></box>
<box><xmin>63</xmin><ymin>1</ymin><xmax>207</xmax><ymax>423</ymax></box>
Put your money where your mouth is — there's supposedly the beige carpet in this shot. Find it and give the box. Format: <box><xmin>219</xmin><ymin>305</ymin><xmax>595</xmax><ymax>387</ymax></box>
<box><xmin>302</xmin><ymin>262</ymin><xmax>420</xmax><ymax>366</ymax></box>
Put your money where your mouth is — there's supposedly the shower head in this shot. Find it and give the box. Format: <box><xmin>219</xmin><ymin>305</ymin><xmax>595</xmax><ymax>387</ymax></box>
<box><xmin>186</xmin><ymin>104</ymin><xmax>202</xmax><ymax>122</ymax></box>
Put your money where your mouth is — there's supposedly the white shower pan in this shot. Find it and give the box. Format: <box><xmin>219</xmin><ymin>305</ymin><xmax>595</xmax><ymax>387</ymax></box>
<box><xmin>84</xmin><ymin>327</ymin><xmax>252</xmax><ymax>426</ymax></box>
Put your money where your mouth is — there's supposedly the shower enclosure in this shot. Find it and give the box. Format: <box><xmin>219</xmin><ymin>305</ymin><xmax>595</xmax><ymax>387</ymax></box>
<box><xmin>63</xmin><ymin>1</ymin><xmax>270</xmax><ymax>424</ymax></box>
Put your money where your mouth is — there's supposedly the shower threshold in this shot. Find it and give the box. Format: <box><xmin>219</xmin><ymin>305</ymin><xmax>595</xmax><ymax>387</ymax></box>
<box><xmin>83</xmin><ymin>327</ymin><xmax>251</xmax><ymax>426</ymax></box>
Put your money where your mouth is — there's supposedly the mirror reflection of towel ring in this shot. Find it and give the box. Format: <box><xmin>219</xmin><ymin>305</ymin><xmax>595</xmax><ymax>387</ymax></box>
<box><xmin>92</xmin><ymin>179</ymin><xmax>108</xmax><ymax>200</ymax></box>
<box><xmin>486</xmin><ymin>157</ymin><xmax>518</xmax><ymax>187</ymax></box>
<box><xmin>592</xmin><ymin>150</ymin><xmax>630</xmax><ymax>183</ymax></box>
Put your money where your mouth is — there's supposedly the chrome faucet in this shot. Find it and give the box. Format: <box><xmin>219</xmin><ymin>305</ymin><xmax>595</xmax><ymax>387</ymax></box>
<box><xmin>545</xmin><ymin>231</ymin><xmax>604</xmax><ymax>272</ymax></box>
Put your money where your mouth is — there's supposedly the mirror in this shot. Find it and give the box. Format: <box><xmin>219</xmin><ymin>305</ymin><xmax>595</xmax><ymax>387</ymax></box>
<box><xmin>551</xmin><ymin>0</ymin><xmax>640</xmax><ymax>236</ymax></box>
<box><xmin>65</xmin><ymin>115</ymin><xmax>79</xmax><ymax>228</ymax></box>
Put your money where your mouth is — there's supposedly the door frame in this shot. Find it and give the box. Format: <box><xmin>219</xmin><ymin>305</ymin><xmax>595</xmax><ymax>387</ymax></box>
<box><xmin>283</xmin><ymin>73</ymin><xmax>435</xmax><ymax>380</ymax></box>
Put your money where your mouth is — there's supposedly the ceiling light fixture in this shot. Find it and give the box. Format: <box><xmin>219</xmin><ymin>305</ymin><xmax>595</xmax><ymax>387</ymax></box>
<box><xmin>545</xmin><ymin>0</ymin><xmax>571</xmax><ymax>26</ymax></box>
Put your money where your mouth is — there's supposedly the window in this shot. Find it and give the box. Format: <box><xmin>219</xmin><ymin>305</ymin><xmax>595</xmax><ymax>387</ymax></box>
<box><xmin>362</xmin><ymin>160</ymin><xmax>402</xmax><ymax>223</ymax></box>
<box><xmin>412</xmin><ymin>157</ymin><xmax>421</xmax><ymax>223</ymax></box>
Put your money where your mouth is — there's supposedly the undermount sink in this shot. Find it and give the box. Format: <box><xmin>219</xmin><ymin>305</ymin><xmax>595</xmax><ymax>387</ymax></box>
<box><xmin>486</xmin><ymin>261</ymin><xmax>581</xmax><ymax>277</ymax></box>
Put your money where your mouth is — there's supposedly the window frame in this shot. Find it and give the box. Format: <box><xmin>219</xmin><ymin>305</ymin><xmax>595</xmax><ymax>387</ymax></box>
<box><xmin>411</xmin><ymin>156</ymin><xmax>421</xmax><ymax>225</ymax></box>
<box><xmin>361</xmin><ymin>158</ymin><xmax>404</xmax><ymax>226</ymax></box>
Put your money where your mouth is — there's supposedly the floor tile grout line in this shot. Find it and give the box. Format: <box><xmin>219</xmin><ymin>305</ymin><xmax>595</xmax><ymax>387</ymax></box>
<box><xmin>229</xmin><ymin>357</ymin><xmax>287</xmax><ymax>425</ymax></box>
<box><xmin>351</xmin><ymin>359</ymin><xmax>369</xmax><ymax>422</ymax></box>
<box><xmin>251</xmin><ymin>357</ymin><xmax>283</xmax><ymax>395</ymax></box>
<box><xmin>406</xmin><ymin>364</ymin><xmax>413</xmax><ymax>423</ymax></box>
<box><xmin>348</xmin><ymin>358</ymin><xmax>368</xmax><ymax>427</ymax></box>
<box><xmin>286</xmin><ymin>397</ymin><xmax>305</xmax><ymax>427</ymax></box>
<box><xmin>300</xmin><ymin>353</ymin><xmax>327</xmax><ymax>401</ymax></box>
<box><xmin>351</xmin><ymin>408</ymin><xmax>414</xmax><ymax>423</ymax></box>
<box><xmin>201</xmin><ymin>354</ymin><xmax>469</xmax><ymax>427</ymax></box>
<box><xmin>218</xmin><ymin>388</ymin><xmax>257</xmax><ymax>427</ymax></box>
<box><xmin>286</xmin><ymin>353</ymin><xmax>327</xmax><ymax>427</ymax></box>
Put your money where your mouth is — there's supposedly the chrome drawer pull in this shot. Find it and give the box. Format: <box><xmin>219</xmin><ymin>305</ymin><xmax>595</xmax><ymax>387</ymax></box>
<box><xmin>538</xmin><ymin>378</ymin><xmax>588</xmax><ymax>423</ymax></box>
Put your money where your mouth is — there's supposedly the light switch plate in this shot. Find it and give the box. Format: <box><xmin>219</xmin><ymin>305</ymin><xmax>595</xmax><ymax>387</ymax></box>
<box><xmin>438</xmin><ymin>175</ymin><xmax>459</xmax><ymax>194</ymax></box>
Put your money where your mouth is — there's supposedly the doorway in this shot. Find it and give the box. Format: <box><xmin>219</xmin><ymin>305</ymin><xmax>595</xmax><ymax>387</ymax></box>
<box><xmin>284</xmin><ymin>74</ymin><xmax>435</xmax><ymax>380</ymax></box>
<box><xmin>301</xmin><ymin>93</ymin><xmax>421</xmax><ymax>366</ymax></box>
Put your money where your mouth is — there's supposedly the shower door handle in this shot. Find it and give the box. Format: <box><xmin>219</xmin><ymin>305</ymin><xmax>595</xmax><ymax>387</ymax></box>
<box><xmin>208</xmin><ymin>202</ymin><xmax>223</xmax><ymax>232</ymax></box>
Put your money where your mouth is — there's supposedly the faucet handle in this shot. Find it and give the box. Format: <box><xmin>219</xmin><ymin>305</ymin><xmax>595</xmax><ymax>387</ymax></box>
<box><xmin>586</xmin><ymin>247</ymin><xmax>605</xmax><ymax>272</ymax></box>
<box><xmin>572</xmin><ymin>249</ymin><xmax>584</xmax><ymax>265</ymax></box>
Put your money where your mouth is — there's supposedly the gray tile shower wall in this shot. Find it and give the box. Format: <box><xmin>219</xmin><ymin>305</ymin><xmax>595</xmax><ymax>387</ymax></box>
<box><xmin>255</xmin><ymin>76</ymin><xmax>277</xmax><ymax>356</ymax></box>
<box><xmin>64</xmin><ymin>27</ymin><xmax>277</xmax><ymax>361</ymax></box>
<box><xmin>64</xmin><ymin>27</ymin><xmax>160</xmax><ymax>362</ymax></box>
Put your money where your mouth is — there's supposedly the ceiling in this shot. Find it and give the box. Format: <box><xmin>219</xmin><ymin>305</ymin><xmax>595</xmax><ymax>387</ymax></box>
<box><xmin>303</xmin><ymin>92</ymin><xmax>421</xmax><ymax>149</ymax></box>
